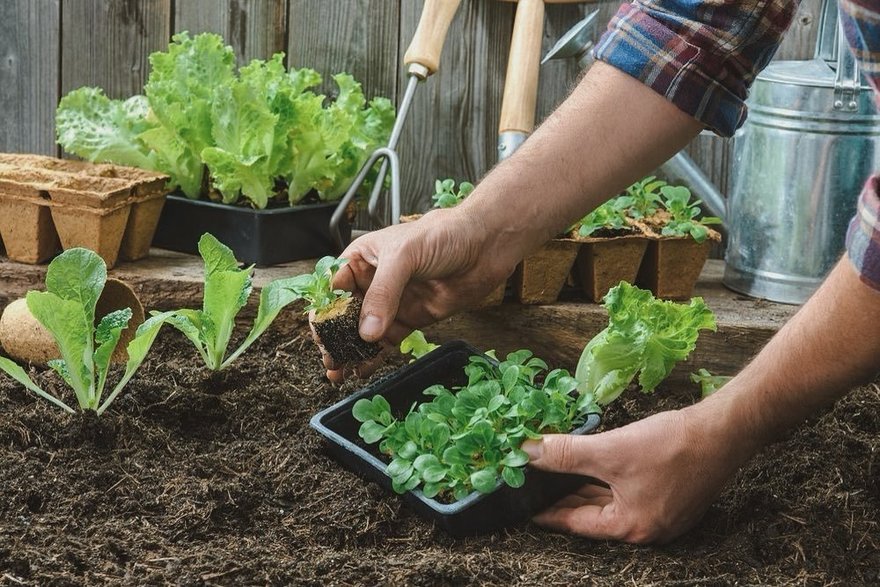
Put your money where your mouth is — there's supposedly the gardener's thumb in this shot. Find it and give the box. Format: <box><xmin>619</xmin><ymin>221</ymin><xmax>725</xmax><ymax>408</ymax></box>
<box><xmin>359</xmin><ymin>255</ymin><xmax>409</xmax><ymax>342</ymax></box>
<box><xmin>522</xmin><ymin>434</ymin><xmax>610</xmax><ymax>477</ymax></box>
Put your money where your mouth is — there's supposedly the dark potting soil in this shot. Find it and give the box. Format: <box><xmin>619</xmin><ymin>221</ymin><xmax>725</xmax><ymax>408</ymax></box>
<box><xmin>1</xmin><ymin>322</ymin><xmax>879</xmax><ymax>585</ymax></box>
<box><xmin>312</xmin><ymin>297</ymin><xmax>382</xmax><ymax>366</ymax></box>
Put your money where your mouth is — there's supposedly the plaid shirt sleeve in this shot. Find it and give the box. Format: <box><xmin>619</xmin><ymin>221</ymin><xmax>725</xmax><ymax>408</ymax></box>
<box><xmin>842</xmin><ymin>0</ymin><xmax>880</xmax><ymax>291</ymax></box>
<box><xmin>592</xmin><ymin>0</ymin><xmax>797</xmax><ymax>137</ymax></box>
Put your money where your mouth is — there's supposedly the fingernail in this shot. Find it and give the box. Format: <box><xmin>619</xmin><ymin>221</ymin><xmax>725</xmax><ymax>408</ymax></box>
<box><xmin>522</xmin><ymin>439</ymin><xmax>543</xmax><ymax>461</ymax></box>
<box><xmin>360</xmin><ymin>314</ymin><xmax>383</xmax><ymax>340</ymax></box>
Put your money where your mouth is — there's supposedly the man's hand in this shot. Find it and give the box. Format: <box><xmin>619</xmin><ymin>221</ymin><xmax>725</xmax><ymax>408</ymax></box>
<box><xmin>322</xmin><ymin>206</ymin><xmax>516</xmax><ymax>382</ymax></box>
<box><xmin>522</xmin><ymin>396</ymin><xmax>755</xmax><ymax>544</ymax></box>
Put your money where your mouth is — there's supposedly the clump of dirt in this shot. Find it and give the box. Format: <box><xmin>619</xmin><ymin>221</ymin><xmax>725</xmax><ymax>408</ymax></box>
<box><xmin>1</xmin><ymin>324</ymin><xmax>878</xmax><ymax>585</ymax></box>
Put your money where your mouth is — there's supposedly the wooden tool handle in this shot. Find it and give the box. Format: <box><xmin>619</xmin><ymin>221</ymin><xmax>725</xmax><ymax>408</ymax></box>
<box><xmin>499</xmin><ymin>0</ymin><xmax>545</xmax><ymax>134</ymax></box>
<box><xmin>404</xmin><ymin>0</ymin><xmax>463</xmax><ymax>76</ymax></box>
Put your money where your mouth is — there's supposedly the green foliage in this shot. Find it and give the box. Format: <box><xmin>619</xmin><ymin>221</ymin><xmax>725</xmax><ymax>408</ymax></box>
<box><xmin>399</xmin><ymin>330</ymin><xmax>439</xmax><ymax>362</ymax></box>
<box><xmin>282</xmin><ymin>256</ymin><xmax>351</xmax><ymax>314</ymax></box>
<box><xmin>432</xmin><ymin>179</ymin><xmax>475</xmax><ymax>209</ymax></box>
<box><xmin>658</xmin><ymin>186</ymin><xmax>722</xmax><ymax>243</ymax></box>
<box><xmin>0</xmin><ymin>249</ymin><xmax>170</xmax><ymax>415</ymax></box>
<box><xmin>355</xmin><ymin>350</ymin><xmax>597</xmax><ymax>500</ymax></box>
<box><xmin>571</xmin><ymin>195</ymin><xmax>634</xmax><ymax>238</ymax></box>
<box><xmin>690</xmin><ymin>369</ymin><xmax>733</xmax><ymax>398</ymax></box>
<box><xmin>164</xmin><ymin>234</ymin><xmax>304</xmax><ymax>370</ymax></box>
<box><xmin>56</xmin><ymin>32</ymin><xmax>395</xmax><ymax>208</ymax></box>
<box><xmin>575</xmin><ymin>282</ymin><xmax>716</xmax><ymax>405</ymax></box>
<box><xmin>624</xmin><ymin>176</ymin><xmax>667</xmax><ymax>219</ymax></box>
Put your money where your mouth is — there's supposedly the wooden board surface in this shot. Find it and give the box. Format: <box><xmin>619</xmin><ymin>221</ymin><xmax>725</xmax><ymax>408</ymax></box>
<box><xmin>174</xmin><ymin>0</ymin><xmax>287</xmax><ymax>65</ymax></box>
<box><xmin>0</xmin><ymin>253</ymin><xmax>798</xmax><ymax>382</ymax></box>
<box><xmin>0</xmin><ymin>0</ymin><xmax>60</xmax><ymax>157</ymax></box>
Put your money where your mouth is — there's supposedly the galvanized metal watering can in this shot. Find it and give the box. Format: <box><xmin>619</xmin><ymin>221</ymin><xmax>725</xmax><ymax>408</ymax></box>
<box><xmin>723</xmin><ymin>0</ymin><xmax>880</xmax><ymax>303</ymax></box>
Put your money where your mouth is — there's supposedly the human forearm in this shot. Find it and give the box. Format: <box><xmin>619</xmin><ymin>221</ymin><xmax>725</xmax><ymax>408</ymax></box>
<box><xmin>695</xmin><ymin>258</ymin><xmax>880</xmax><ymax>456</ymax></box>
<box><xmin>453</xmin><ymin>62</ymin><xmax>703</xmax><ymax>270</ymax></box>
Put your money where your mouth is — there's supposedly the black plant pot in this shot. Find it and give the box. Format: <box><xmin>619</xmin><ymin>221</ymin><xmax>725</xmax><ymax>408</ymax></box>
<box><xmin>152</xmin><ymin>194</ymin><xmax>351</xmax><ymax>266</ymax></box>
<box><xmin>310</xmin><ymin>340</ymin><xmax>602</xmax><ymax>537</ymax></box>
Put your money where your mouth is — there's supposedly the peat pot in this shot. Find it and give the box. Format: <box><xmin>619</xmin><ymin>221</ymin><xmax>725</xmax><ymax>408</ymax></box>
<box><xmin>513</xmin><ymin>239</ymin><xmax>580</xmax><ymax>304</ymax></box>
<box><xmin>637</xmin><ymin>231</ymin><xmax>721</xmax><ymax>300</ymax></box>
<box><xmin>573</xmin><ymin>234</ymin><xmax>648</xmax><ymax>302</ymax></box>
<box><xmin>152</xmin><ymin>195</ymin><xmax>352</xmax><ymax>266</ymax></box>
<box><xmin>724</xmin><ymin>1</ymin><xmax>880</xmax><ymax>303</ymax></box>
<box><xmin>310</xmin><ymin>340</ymin><xmax>601</xmax><ymax>537</ymax></box>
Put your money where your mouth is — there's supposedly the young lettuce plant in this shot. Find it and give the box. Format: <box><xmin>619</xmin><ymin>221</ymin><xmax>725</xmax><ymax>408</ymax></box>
<box><xmin>354</xmin><ymin>350</ymin><xmax>594</xmax><ymax>500</ymax></box>
<box><xmin>624</xmin><ymin>175</ymin><xmax>667</xmax><ymax>219</ymax></box>
<box><xmin>165</xmin><ymin>233</ymin><xmax>303</xmax><ymax>370</ymax></box>
<box><xmin>287</xmin><ymin>256</ymin><xmax>381</xmax><ymax>366</ymax></box>
<box><xmin>432</xmin><ymin>179</ymin><xmax>475</xmax><ymax>209</ymax></box>
<box><xmin>658</xmin><ymin>185</ymin><xmax>723</xmax><ymax>243</ymax></box>
<box><xmin>690</xmin><ymin>369</ymin><xmax>733</xmax><ymax>398</ymax></box>
<box><xmin>0</xmin><ymin>249</ymin><xmax>170</xmax><ymax>415</ymax></box>
<box><xmin>571</xmin><ymin>195</ymin><xmax>634</xmax><ymax>238</ymax></box>
<box><xmin>575</xmin><ymin>282</ymin><xmax>717</xmax><ymax>405</ymax></box>
<box><xmin>399</xmin><ymin>330</ymin><xmax>439</xmax><ymax>362</ymax></box>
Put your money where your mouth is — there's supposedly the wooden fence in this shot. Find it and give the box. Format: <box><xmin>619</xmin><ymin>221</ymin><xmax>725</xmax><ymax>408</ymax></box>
<box><xmin>0</xmin><ymin>0</ymin><xmax>822</xmax><ymax>217</ymax></box>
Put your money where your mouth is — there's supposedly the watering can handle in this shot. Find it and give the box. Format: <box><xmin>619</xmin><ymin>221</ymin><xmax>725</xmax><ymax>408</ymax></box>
<box><xmin>833</xmin><ymin>17</ymin><xmax>861</xmax><ymax>111</ymax></box>
<box><xmin>499</xmin><ymin>0</ymin><xmax>545</xmax><ymax>135</ymax></box>
<box><xmin>404</xmin><ymin>0</ymin><xmax>463</xmax><ymax>77</ymax></box>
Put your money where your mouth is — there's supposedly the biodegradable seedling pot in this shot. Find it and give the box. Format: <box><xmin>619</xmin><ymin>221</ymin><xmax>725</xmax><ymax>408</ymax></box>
<box><xmin>513</xmin><ymin>239</ymin><xmax>580</xmax><ymax>304</ymax></box>
<box><xmin>309</xmin><ymin>297</ymin><xmax>382</xmax><ymax>366</ymax></box>
<box><xmin>573</xmin><ymin>232</ymin><xmax>648</xmax><ymax>302</ymax></box>
<box><xmin>636</xmin><ymin>231</ymin><xmax>721</xmax><ymax>300</ymax></box>
<box><xmin>0</xmin><ymin>199</ymin><xmax>60</xmax><ymax>263</ymax></box>
<box><xmin>119</xmin><ymin>195</ymin><xmax>167</xmax><ymax>261</ymax></box>
<box><xmin>310</xmin><ymin>340</ymin><xmax>601</xmax><ymax>537</ymax></box>
<box><xmin>153</xmin><ymin>194</ymin><xmax>351</xmax><ymax>266</ymax></box>
<box><xmin>49</xmin><ymin>205</ymin><xmax>131</xmax><ymax>269</ymax></box>
<box><xmin>0</xmin><ymin>278</ymin><xmax>145</xmax><ymax>365</ymax></box>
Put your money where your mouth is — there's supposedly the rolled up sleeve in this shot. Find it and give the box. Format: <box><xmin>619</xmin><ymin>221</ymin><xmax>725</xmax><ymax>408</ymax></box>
<box><xmin>593</xmin><ymin>0</ymin><xmax>797</xmax><ymax>137</ymax></box>
<box><xmin>846</xmin><ymin>176</ymin><xmax>880</xmax><ymax>291</ymax></box>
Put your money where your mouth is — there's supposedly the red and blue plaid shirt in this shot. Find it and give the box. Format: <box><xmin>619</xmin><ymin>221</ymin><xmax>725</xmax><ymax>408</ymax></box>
<box><xmin>595</xmin><ymin>0</ymin><xmax>880</xmax><ymax>291</ymax></box>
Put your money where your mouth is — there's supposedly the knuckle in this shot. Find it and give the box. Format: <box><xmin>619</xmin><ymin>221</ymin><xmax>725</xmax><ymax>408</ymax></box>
<box><xmin>549</xmin><ymin>435</ymin><xmax>579</xmax><ymax>471</ymax></box>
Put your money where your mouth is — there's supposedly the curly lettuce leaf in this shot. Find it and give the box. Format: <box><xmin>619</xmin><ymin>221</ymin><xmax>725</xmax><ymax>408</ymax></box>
<box><xmin>575</xmin><ymin>282</ymin><xmax>716</xmax><ymax>405</ymax></box>
<box><xmin>55</xmin><ymin>87</ymin><xmax>157</xmax><ymax>170</ymax></box>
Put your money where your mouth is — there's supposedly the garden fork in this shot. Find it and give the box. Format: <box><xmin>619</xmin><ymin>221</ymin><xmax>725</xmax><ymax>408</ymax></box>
<box><xmin>330</xmin><ymin>0</ymin><xmax>463</xmax><ymax>249</ymax></box>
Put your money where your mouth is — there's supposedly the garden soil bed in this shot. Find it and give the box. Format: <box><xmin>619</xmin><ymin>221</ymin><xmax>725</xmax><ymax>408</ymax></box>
<box><xmin>1</xmin><ymin>321</ymin><xmax>879</xmax><ymax>585</ymax></box>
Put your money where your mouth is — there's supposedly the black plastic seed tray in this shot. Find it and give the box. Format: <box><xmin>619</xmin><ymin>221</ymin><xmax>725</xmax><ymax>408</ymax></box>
<box><xmin>310</xmin><ymin>340</ymin><xmax>602</xmax><ymax>537</ymax></box>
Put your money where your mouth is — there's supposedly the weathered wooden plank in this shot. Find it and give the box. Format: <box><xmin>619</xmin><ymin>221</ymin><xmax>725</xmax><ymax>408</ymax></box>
<box><xmin>174</xmin><ymin>0</ymin><xmax>287</xmax><ymax>65</ymax></box>
<box><xmin>286</xmin><ymin>0</ymin><xmax>398</xmax><ymax>102</ymax></box>
<box><xmin>60</xmin><ymin>0</ymin><xmax>172</xmax><ymax>101</ymax></box>
<box><xmin>398</xmin><ymin>0</ymin><xmax>515</xmax><ymax>217</ymax></box>
<box><xmin>775</xmin><ymin>0</ymin><xmax>823</xmax><ymax>61</ymax></box>
<box><xmin>0</xmin><ymin>0</ymin><xmax>60</xmax><ymax>156</ymax></box>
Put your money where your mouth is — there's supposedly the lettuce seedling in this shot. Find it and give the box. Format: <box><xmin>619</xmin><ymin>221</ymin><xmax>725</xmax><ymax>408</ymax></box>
<box><xmin>575</xmin><ymin>282</ymin><xmax>717</xmax><ymax>405</ymax></box>
<box><xmin>0</xmin><ymin>249</ymin><xmax>171</xmax><ymax>415</ymax></box>
<box><xmin>432</xmin><ymin>178</ymin><xmax>475</xmax><ymax>209</ymax></box>
<box><xmin>690</xmin><ymin>369</ymin><xmax>733</xmax><ymax>398</ymax></box>
<box><xmin>164</xmin><ymin>233</ymin><xmax>304</xmax><ymax>370</ymax></box>
<box><xmin>625</xmin><ymin>175</ymin><xmax>667</xmax><ymax>219</ymax></box>
<box><xmin>355</xmin><ymin>350</ymin><xmax>596</xmax><ymax>500</ymax></box>
<box><xmin>287</xmin><ymin>257</ymin><xmax>381</xmax><ymax>366</ymax></box>
<box><xmin>658</xmin><ymin>186</ymin><xmax>722</xmax><ymax>243</ymax></box>
<box><xmin>571</xmin><ymin>195</ymin><xmax>634</xmax><ymax>238</ymax></box>
<box><xmin>399</xmin><ymin>330</ymin><xmax>439</xmax><ymax>362</ymax></box>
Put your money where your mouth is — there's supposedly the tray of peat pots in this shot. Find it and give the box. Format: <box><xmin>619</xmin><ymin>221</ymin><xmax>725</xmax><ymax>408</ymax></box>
<box><xmin>400</xmin><ymin>179</ymin><xmax>506</xmax><ymax>306</ymax></box>
<box><xmin>632</xmin><ymin>184</ymin><xmax>722</xmax><ymax>300</ymax></box>
<box><xmin>310</xmin><ymin>281</ymin><xmax>719</xmax><ymax>536</ymax></box>
<box><xmin>0</xmin><ymin>153</ymin><xmax>169</xmax><ymax>268</ymax></box>
<box><xmin>311</xmin><ymin>341</ymin><xmax>601</xmax><ymax>536</ymax></box>
<box><xmin>54</xmin><ymin>32</ymin><xmax>396</xmax><ymax>266</ymax></box>
<box><xmin>568</xmin><ymin>194</ymin><xmax>649</xmax><ymax>303</ymax></box>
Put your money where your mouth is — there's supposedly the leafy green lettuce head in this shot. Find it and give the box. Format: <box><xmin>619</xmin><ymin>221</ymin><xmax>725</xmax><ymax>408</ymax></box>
<box><xmin>575</xmin><ymin>282</ymin><xmax>716</xmax><ymax>405</ymax></box>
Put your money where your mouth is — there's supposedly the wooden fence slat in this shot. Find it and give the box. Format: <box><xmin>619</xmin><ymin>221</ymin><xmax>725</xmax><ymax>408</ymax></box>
<box><xmin>60</xmin><ymin>0</ymin><xmax>171</xmax><ymax>101</ymax></box>
<box><xmin>286</xmin><ymin>0</ymin><xmax>399</xmax><ymax>102</ymax></box>
<box><xmin>398</xmin><ymin>0</ymin><xmax>515</xmax><ymax>216</ymax></box>
<box><xmin>174</xmin><ymin>0</ymin><xmax>287</xmax><ymax>65</ymax></box>
<box><xmin>776</xmin><ymin>0</ymin><xmax>823</xmax><ymax>61</ymax></box>
<box><xmin>0</xmin><ymin>0</ymin><xmax>60</xmax><ymax>156</ymax></box>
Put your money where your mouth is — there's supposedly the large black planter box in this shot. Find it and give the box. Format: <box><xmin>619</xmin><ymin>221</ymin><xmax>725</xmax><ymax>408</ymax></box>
<box><xmin>152</xmin><ymin>194</ymin><xmax>350</xmax><ymax>266</ymax></box>
<box><xmin>310</xmin><ymin>340</ymin><xmax>602</xmax><ymax>537</ymax></box>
